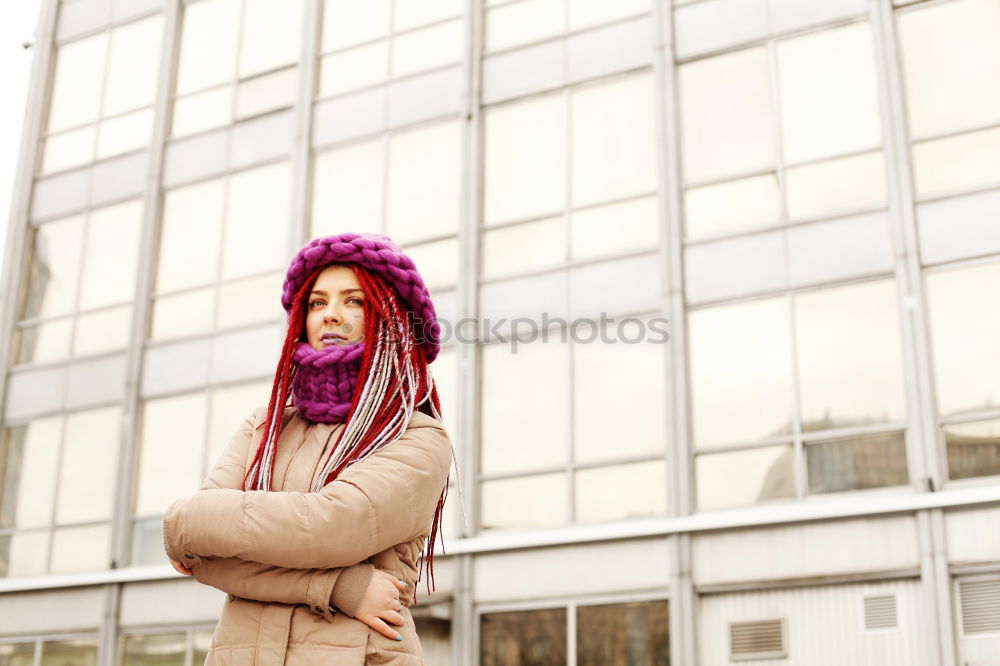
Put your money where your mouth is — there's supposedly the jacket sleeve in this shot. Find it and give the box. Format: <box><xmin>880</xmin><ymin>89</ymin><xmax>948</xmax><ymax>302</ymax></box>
<box><xmin>164</xmin><ymin>407</ymin><xmax>375</xmax><ymax>620</ymax></box>
<box><xmin>162</xmin><ymin>413</ymin><xmax>452</xmax><ymax>569</ymax></box>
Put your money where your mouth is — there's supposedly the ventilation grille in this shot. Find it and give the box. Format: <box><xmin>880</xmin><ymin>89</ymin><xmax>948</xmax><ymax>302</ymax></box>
<box><xmin>959</xmin><ymin>579</ymin><xmax>1000</xmax><ymax>635</ymax></box>
<box><xmin>729</xmin><ymin>619</ymin><xmax>786</xmax><ymax>661</ymax></box>
<box><xmin>863</xmin><ymin>594</ymin><xmax>898</xmax><ymax>630</ymax></box>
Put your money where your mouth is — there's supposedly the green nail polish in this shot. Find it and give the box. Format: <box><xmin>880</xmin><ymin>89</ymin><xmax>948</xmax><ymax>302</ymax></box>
<box><xmin>394</xmin><ymin>634</ymin><xmax>403</xmax><ymax>641</ymax></box>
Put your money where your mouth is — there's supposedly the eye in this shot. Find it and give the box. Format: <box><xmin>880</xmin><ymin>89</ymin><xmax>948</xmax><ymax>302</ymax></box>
<box><xmin>347</xmin><ymin>297</ymin><xmax>363</xmax><ymax>306</ymax></box>
<box><xmin>309</xmin><ymin>299</ymin><xmax>326</xmax><ymax>309</ymax></box>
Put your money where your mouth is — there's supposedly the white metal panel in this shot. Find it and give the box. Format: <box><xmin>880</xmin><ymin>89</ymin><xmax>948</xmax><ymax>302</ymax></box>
<box><xmin>4</xmin><ymin>366</ymin><xmax>67</xmax><ymax>419</ymax></box>
<box><xmin>566</xmin><ymin>17</ymin><xmax>653</xmax><ymax>84</ymax></box>
<box><xmin>698</xmin><ymin>580</ymin><xmax>927</xmax><ymax>666</ymax></box>
<box><xmin>917</xmin><ymin>189</ymin><xmax>1000</xmax><ymax>266</ymax></box>
<box><xmin>692</xmin><ymin>516</ymin><xmax>919</xmax><ymax>585</ymax></box>
<box><xmin>954</xmin><ymin>575</ymin><xmax>1000</xmax><ymax>666</ymax></box>
<box><xmin>684</xmin><ymin>230</ymin><xmax>786</xmax><ymax>304</ymax></box>
<box><xmin>141</xmin><ymin>338</ymin><xmax>212</xmax><ymax>396</ymax></box>
<box><xmin>119</xmin><ymin>578</ymin><xmax>226</xmax><ymax>627</ymax></box>
<box><xmin>482</xmin><ymin>41</ymin><xmax>564</xmax><ymax>105</ymax></box>
<box><xmin>65</xmin><ymin>354</ymin><xmax>127</xmax><ymax>409</ymax></box>
<box><xmin>208</xmin><ymin>324</ymin><xmax>282</xmax><ymax>385</ymax></box>
<box><xmin>473</xmin><ymin>537</ymin><xmax>670</xmax><ymax>602</ymax></box>
<box><xmin>386</xmin><ymin>67</ymin><xmax>462</xmax><ymax>129</ymax></box>
<box><xmin>90</xmin><ymin>152</ymin><xmax>148</xmax><ymax>207</ymax></box>
<box><xmin>945</xmin><ymin>507</ymin><xmax>1000</xmax><ymax>564</ymax></box>
<box><xmin>0</xmin><ymin>586</ymin><xmax>105</xmax><ymax>636</ymax></box>
<box><xmin>312</xmin><ymin>89</ymin><xmax>386</xmax><ymax>147</ymax></box>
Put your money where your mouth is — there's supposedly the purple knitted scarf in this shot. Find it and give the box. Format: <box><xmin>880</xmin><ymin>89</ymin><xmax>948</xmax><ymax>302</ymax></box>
<box><xmin>291</xmin><ymin>340</ymin><xmax>366</xmax><ymax>423</ymax></box>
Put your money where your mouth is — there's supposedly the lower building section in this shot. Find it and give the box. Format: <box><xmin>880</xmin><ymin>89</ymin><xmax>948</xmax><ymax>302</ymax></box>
<box><xmin>2</xmin><ymin>510</ymin><xmax>999</xmax><ymax>665</ymax></box>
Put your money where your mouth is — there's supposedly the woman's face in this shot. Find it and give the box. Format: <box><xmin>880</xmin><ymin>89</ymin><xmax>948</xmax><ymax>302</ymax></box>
<box><xmin>305</xmin><ymin>264</ymin><xmax>365</xmax><ymax>351</ymax></box>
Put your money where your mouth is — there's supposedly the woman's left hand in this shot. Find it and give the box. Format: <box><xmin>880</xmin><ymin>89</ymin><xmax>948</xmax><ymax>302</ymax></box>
<box><xmin>170</xmin><ymin>559</ymin><xmax>193</xmax><ymax>576</ymax></box>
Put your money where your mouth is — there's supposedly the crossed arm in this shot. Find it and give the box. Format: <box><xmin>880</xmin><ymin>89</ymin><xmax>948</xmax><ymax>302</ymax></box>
<box><xmin>163</xmin><ymin>409</ymin><xmax>451</xmax><ymax>618</ymax></box>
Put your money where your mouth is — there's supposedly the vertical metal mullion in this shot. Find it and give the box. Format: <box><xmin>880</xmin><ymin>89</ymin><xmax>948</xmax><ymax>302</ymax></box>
<box><xmin>455</xmin><ymin>0</ymin><xmax>483</xmax><ymax>664</ymax></box>
<box><xmin>289</xmin><ymin>0</ymin><xmax>322</xmax><ymax>250</ymax></box>
<box><xmin>566</xmin><ymin>600</ymin><xmax>577</xmax><ymax>666</ymax></box>
<box><xmin>563</xmin><ymin>85</ymin><xmax>575</xmax><ymax>525</ymax></box>
<box><xmin>106</xmin><ymin>0</ymin><xmax>184</xmax><ymax>660</ymax></box>
<box><xmin>653</xmin><ymin>0</ymin><xmax>697</xmax><ymax>664</ymax></box>
<box><xmin>871</xmin><ymin>2</ymin><xmax>956</xmax><ymax>665</ymax></box>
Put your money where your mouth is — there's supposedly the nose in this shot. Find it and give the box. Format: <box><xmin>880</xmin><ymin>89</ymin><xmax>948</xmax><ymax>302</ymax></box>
<box><xmin>322</xmin><ymin>302</ymin><xmax>343</xmax><ymax>324</ymax></box>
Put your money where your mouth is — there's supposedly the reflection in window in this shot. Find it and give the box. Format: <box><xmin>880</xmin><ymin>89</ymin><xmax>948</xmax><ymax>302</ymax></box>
<box><xmin>481</xmin><ymin>473</ymin><xmax>567</xmax><ymax>529</ymax></box>
<box><xmin>173</xmin><ymin>0</ymin><xmax>303</xmax><ymax>136</ymax></box>
<box><xmin>577</xmin><ymin>600</ymin><xmax>669</xmax><ymax>666</ymax></box>
<box><xmin>40</xmin><ymin>640</ymin><xmax>98</xmax><ymax>666</ymax></box>
<box><xmin>121</xmin><ymin>633</ymin><xmax>185</xmax><ymax>666</ymax></box>
<box><xmin>805</xmin><ymin>432</ymin><xmax>909</xmax><ymax>494</ymax></box>
<box><xmin>0</xmin><ymin>642</ymin><xmax>35</xmax><ymax>666</ymax></box>
<box><xmin>696</xmin><ymin>445</ymin><xmax>795</xmax><ymax>511</ymax></box>
<box><xmin>794</xmin><ymin>280</ymin><xmax>906</xmax><ymax>432</ymax></box>
<box><xmin>481</xmin><ymin>607</ymin><xmax>567</xmax><ymax>666</ymax></box>
<box><xmin>925</xmin><ymin>261</ymin><xmax>1000</xmax><ymax>419</ymax></box>
<box><xmin>43</xmin><ymin>16</ymin><xmax>163</xmax><ymax>172</ymax></box>
<box><xmin>152</xmin><ymin>164</ymin><xmax>290</xmax><ymax>340</ymax></box>
<box><xmin>945</xmin><ymin>419</ymin><xmax>1000</xmax><ymax>481</ymax></box>
<box><xmin>575</xmin><ymin>461</ymin><xmax>667</xmax><ymax>523</ymax></box>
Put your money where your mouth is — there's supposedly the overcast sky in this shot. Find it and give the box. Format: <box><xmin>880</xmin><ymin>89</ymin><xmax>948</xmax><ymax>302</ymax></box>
<box><xmin>1</xmin><ymin>1</ymin><xmax>44</xmax><ymax>276</ymax></box>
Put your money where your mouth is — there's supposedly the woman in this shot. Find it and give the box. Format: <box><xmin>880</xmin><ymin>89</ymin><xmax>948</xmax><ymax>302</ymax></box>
<box><xmin>162</xmin><ymin>232</ymin><xmax>453</xmax><ymax>665</ymax></box>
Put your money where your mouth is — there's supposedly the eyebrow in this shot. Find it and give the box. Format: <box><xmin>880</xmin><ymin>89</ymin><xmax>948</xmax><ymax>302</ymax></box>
<box><xmin>310</xmin><ymin>289</ymin><xmax>363</xmax><ymax>296</ymax></box>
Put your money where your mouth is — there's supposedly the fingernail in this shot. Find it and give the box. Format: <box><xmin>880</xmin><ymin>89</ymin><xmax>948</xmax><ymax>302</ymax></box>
<box><xmin>399</xmin><ymin>580</ymin><xmax>407</xmax><ymax>587</ymax></box>
<box><xmin>394</xmin><ymin>634</ymin><xmax>403</xmax><ymax>641</ymax></box>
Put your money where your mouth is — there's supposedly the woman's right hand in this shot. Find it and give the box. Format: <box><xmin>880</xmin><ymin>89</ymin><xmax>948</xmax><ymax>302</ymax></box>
<box><xmin>353</xmin><ymin>569</ymin><xmax>408</xmax><ymax>640</ymax></box>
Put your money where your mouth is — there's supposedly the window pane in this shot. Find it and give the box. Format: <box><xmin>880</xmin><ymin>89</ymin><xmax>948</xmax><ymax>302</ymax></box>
<box><xmin>192</xmin><ymin>631</ymin><xmax>213</xmax><ymax>666</ymax></box>
<box><xmin>401</xmin><ymin>239</ymin><xmax>459</xmax><ymax>290</ymax></box>
<box><xmin>96</xmin><ymin>108</ymin><xmax>154</xmax><ymax>159</ymax></box>
<box><xmin>571</xmin><ymin>73</ymin><xmax>656</xmax><ymax>206</ymax></box>
<box><xmin>912</xmin><ymin>127</ymin><xmax>1000</xmax><ymax>199</ymax></box>
<box><xmin>571</xmin><ymin>196</ymin><xmax>659</xmax><ymax>261</ymax></box>
<box><xmin>0</xmin><ymin>531</ymin><xmax>50</xmax><ymax>578</ymax></box>
<box><xmin>386</xmin><ymin>121</ymin><xmax>461</xmax><ymax>243</ymax></box>
<box><xmin>574</xmin><ymin>324</ymin><xmax>666</xmax><ymax>463</ymax></box>
<box><xmin>391</xmin><ymin>19</ymin><xmax>462</xmax><ymax>77</ymax></box>
<box><xmin>776</xmin><ymin>23</ymin><xmax>882</xmax><ymax>164</ymax></box>
<box><xmin>235</xmin><ymin>67</ymin><xmax>298</xmax><ymax>119</ymax></box>
<box><xmin>176</xmin><ymin>0</ymin><xmax>240</xmax><ymax>94</ymax></box>
<box><xmin>239</xmin><ymin>0</ymin><xmax>303</xmax><ymax>78</ymax></box>
<box><xmin>576</xmin><ymin>460</ymin><xmax>667</xmax><ymax>523</ymax></box>
<box><xmin>678</xmin><ymin>46</ymin><xmax>774</xmax><ymax>183</ymax></box>
<box><xmin>15</xmin><ymin>319</ymin><xmax>74</xmax><ymax>364</ymax></box>
<box><xmin>945</xmin><ymin>419</ymin><xmax>1000</xmax><ymax>481</ymax></box>
<box><xmin>158</xmin><ymin>180</ymin><xmax>225</xmax><ymax>292</ymax></box>
<box><xmin>312</xmin><ymin>139</ymin><xmax>384</xmax><ymax>237</ymax></box>
<box><xmin>150</xmin><ymin>289</ymin><xmax>215</xmax><ymax>340</ymax></box>
<box><xmin>207</xmin><ymin>381</ymin><xmax>269</xmax><ymax>468</ymax></box>
<box><xmin>577</xmin><ymin>600</ymin><xmax>669</xmax><ymax>666</ymax></box>
<box><xmin>898</xmin><ymin>0</ymin><xmax>1000</xmax><ymax>138</ymax></box>
<box><xmin>136</xmin><ymin>394</ymin><xmax>207</xmax><ymax>516</ymax></box>
<box><xmin>0</xmin><ymin>417</ymin><xmax>61</xmax><ymax>528</ymax></box>
<box><xmin>50</xmin><ymin>524</ymin><xmax>110</xmax><ymax>573</ymax></box>
<box><xmin>805</xmin><ymin>431</ymin><xmax>908</xmax><ymax>494</ymax></box>
<box><xmin>785</xmin><ymin>151</ymin><xmax>887</xmax><ymax>221</ymax></box>
<box><xmin>394</xmin><ymin>0</ymin><xmax>461</xmax><ymax>31</ymax></box>
<box><xmin>482</xmin><ymin>341</ymin><xmax>569</xmax><ymax>474</ymax></box>
<box><xmin>483</xmin><ymin>218</ymin><xmax>565</xmax><ymax>278</ymax></box>
<box><xmin>103</xmin><ymin>15</ymin><xmax>163</xmax><ymax>116</ymax></box>
<box><xmin>172</xmin><ymin>87</ymin><xmax>233</xmax><ymax>137</ymax></box>
<box><xmin>926</xmin><ymin>261</ymin><xmax>1000</xmax><ymax>417</ymax></box>
<box><xmin>795</xmin><ymin>280</ymin><xmax>905</xmax><ymax>431</ymax></box>
<box><xmin>688</xmin><ymin>298</ymin><xmax>793</xmax><ymax>448</ymax></box>
<box><xmin>79</xmin><ymin>200</ymin><xmax>143</xmax><ymax>310</ymax></box>
<box><xmin>481</xmin><ymin>474</ymin><xmax>567</xmax><ymax>529</ymax></box>
<box><xmin>696</xmin><ymin>444</ymin><xmax>795</xmax><ymax>510</ymax></box>
<box><xmin>216</xmin><ymin>272</ymin><xmax>283</xmax><ymax>329</ymax></box>
<box><xmin>485</xmin><ymin>0</ymin><xmax>564</xmax><ymax>53</ymax></box>
<box><xmin>48</xmin><ymin>33</ymin><xmax>108</xmax><ymax>132</ymax></box>
<box><xmin>56</xmin><ymin>407</ymin><xmax>120</xmax><ymax>523</ymax></box>
<box><xmin>130</xmin><ymin>516</ymin><xmax>167</xmax><ymax>566</ymax></box>
<box><xmin>319</xmin><ymin>41</ymin><xmax>389</xmax><ymax>96</ymax></box>
<box><xmin>0</xmin><ymin>642</ymin><xmax>35</xmax><ymax>665</ymax></box>
<box><xmin>222</xmin><ymin>163</ymin><xmax>291</xmax><ymax>279</ymax></box>
<box><xmin>42</xmin><ymin>126</ymin><xmax>96</xmax><ymax>173</ymax></box>
<box><xmin>24</xmin><ymin>215</ymin><xmax>85</xmax><ymax>319</ymax></box>
<box><xmin>40</xmin><ymin>640</ymin><xmax>98</xmax><ymax>666</ymax></box>
<box><xmin>322</xmin><ymin>0</ymin><xmax>390</xmax><ymax>51</ymax></box>
<box><xmin>684</xmin><ymin>174</ymin><xmax>780</xmax><ymax>239</ymax></box>
<box><xmin>121</xmin><ymin>634</ymin><xmax>186</xmax><ymax>666</ymax></box>
<box><xmin>484</xmin><ymin>94</ymin><xmax>566</xmax><ymax>225</ymax></box>
<box><xmin>73</xmin><ymin>305</ymin><xmax>132</xmax><ymax>356</ymax></box>
<box><xmin>481</xmin><ymin>608</ymin><xmax>567</xmax><ymax>666</ymax></box>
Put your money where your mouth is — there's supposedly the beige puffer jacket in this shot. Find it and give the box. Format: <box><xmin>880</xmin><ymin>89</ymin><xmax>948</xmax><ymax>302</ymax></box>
<box><xmin>162</xmin><ymin>405</ymin><xmax>453</xmax><ymax>665</ymax></box>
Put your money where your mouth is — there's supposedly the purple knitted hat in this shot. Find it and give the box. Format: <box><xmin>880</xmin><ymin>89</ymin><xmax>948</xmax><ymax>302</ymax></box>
<box><xmin>281</xmin><ymin>232</ymin><xmax>441</xmax><ymax>363</ymax></box>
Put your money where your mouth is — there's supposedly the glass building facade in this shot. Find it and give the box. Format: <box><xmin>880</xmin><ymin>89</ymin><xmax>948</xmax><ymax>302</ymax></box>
<box><xmin>1</xmin><ymin>0</ymin><xmax>1000</xmax><ymax>663</ymax></box>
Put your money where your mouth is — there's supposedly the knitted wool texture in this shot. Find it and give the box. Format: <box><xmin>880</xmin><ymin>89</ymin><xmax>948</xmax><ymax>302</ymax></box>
<box><xmin>291</xmin><ymin>340</ymin><xmax>365</xmax><ymax>423</ymax></box>
<box><xmin>281</xmin><ymin>232</ymin><xmax>441</xmax><ymax>363</ymax></box>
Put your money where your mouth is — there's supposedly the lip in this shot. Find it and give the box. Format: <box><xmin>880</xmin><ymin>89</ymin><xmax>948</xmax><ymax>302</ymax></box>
<box><xmin>320</xmin><ymin>332</ymin><xmax>347</xmax><ymax>344</ymax></box>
